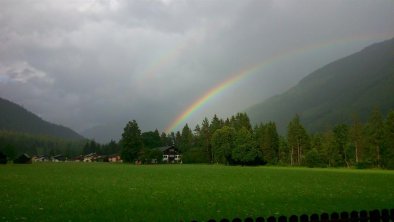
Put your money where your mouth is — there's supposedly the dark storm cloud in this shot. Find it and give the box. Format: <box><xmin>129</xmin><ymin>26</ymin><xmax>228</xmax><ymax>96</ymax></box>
<box><xmin>0</xmin><ymin>0</ymin><xmax>393</xmax><ymax>138</ymax></box>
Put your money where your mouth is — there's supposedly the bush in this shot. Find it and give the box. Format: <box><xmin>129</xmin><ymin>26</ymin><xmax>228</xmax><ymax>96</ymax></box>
<box><xmin>355</xmin><ymin>162</ymin><xmax>372</xmax><ymax>169</ymax></box>
<box><xmin>182</xmin><ymin>148</ymin><xmax>209</xmax><ymax>163</ymax></box>
<box><xmin>305</xmin><ymin>149</ymin><xmax>324</xmax><ymax>168</ymax></box>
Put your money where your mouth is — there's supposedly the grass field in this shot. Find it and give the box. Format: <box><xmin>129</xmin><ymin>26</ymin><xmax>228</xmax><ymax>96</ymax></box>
<box><xmin>1</xmin><ymin>163</ymin><xmax>394</xmax><ymax>221</ymax></box>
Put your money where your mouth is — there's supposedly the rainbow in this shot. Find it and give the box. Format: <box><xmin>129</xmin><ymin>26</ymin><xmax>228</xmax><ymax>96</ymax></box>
<box><xmin>164</xmin><ymin>58</ymin><xmax>277</xmax><ymax>133</ymax></box>
<box><xmin>136</xmin><ymin>27</ymin><xmax>207</xmax><ymax>87</ymax></box>
<box><xmin>144</xmin><ymin>39</ymin><xmax>191</xmax><ymax>79</ymax></box>
<box><xmin>164</xmin><ymin>33</ymin><xmax>393</xmax><ymax>133</ymax></box>
<box><xmin>135</xmin><ymin>39</ymin><xmax>192</xmax><ymax>89</ymax></box>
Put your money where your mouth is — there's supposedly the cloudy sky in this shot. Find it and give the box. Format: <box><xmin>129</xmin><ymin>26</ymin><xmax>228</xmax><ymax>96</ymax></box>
<box><xmin>1</xmin><ymin>0</ymin><xmax>393</xmax><ymax>138</ymax></box>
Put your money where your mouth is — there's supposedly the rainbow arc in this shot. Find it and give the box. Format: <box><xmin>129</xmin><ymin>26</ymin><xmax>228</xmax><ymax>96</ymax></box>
<box><xmin>164</xmin><ymin>33</ymin><xmax>393</xmax><ymax>133</ymax></box>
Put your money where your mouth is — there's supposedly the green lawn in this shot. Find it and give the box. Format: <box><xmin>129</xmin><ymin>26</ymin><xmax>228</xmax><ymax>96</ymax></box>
<box><xmin>1</xmin><ymin>163</ymin><xmax>393</xmax><ymax>221</ymax></box>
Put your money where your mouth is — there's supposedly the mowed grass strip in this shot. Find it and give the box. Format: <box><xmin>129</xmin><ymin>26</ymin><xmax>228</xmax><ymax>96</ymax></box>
<box><xmin>1</xmin><ymin>163</ymin><xmax>394</xmax><ymax>221</ymax></box>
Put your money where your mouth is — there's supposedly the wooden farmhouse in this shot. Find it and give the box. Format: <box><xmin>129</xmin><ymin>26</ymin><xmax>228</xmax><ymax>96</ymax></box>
<box><xmin>157</xmin><ymin>146</ymin><xmax>182</xmax><ymax>163</ymax></box>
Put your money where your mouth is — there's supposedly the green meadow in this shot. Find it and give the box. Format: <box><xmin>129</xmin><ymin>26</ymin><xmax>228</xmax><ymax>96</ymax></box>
<box><xmin>1</xmin><ymin>164</ymin><xmax>394</xmax><ymax>221</ymax></box>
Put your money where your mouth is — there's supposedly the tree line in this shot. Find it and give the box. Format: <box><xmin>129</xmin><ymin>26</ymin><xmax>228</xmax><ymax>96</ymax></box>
<box><xmin>0</xmin><ymin>130</ymin><xmax>124</xmax><ymax>160</ymax></box>
<box><xmin>120</xmin><ymin>109</ymin><xmax>394</xmax><ymax>169</ymax></box>
<box><xmin>1</xmin><ymin>108</ymin><xmax>393</xmax><ymax>169</ymax></box>
<box><xmin>0</xmin><ymin>130</ymin><xmax>85</xmax><ymax>159</ymax></box>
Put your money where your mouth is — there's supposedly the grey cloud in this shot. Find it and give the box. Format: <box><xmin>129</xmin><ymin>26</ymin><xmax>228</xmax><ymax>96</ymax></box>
<box><xmin>0</xmin><ymin>0</ymin><xmax>393</xmax><ymax>138</ymax></box>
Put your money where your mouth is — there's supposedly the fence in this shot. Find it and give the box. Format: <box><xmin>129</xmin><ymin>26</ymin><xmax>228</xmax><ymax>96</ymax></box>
<box><xmin>192</xmin><ymin>209</ymin><xmax>394</xmax><ymax>222</ymax></box>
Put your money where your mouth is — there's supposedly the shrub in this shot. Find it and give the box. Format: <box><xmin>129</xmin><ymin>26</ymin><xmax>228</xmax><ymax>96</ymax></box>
<box><xmin>305</xmin><ymin>148</ymin><xmax>323</xmax><ymax>168</ymax></box>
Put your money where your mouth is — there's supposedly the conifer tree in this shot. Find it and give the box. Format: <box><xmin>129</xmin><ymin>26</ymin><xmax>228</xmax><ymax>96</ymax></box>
<box><xmin>120</xmin><ymin>120</ymin><xmax>143</xmax><ymax>162</ymax></box>
<box><xmin>160</xmin><ymin>132</ymin><xmax>169</xmax><ymax>146</ymax></box>
<box><xmin>333</xmin><ymin>124</ymin><xmax>350</xmax><ymax>167</ymax></box>
<box><xmin>278</xmin><ymin>136</ymin><xmax>289</xmax><ymax>164</ymax></box>
<box><xmin>383</xmin><ymin>111</ymin><xmax>394</xmax><ymax>168</ymax></box>
<box><xmin>287</xmin><ymin>115</ymin><xmax>309</xmax><ymax>165</ymax></box>
<box><xmin>180</xmin><ymin>124</ymin><xmax>193</xmax><ymax>152</ymax></box>
<box><xmin>210</xmin><ymin>114</ymin><xmax>223</xmax><ymax>135</ymax></box>
<box><xmin>320</xmin><ymin>129</ymin><xmax>339</xmax><ymax>167</ymax></box>
<box><xmin>349</xmin><ymin>114</ymin><xmax>364</xmax><ymax>164</ymax></box>
<box><xmin>366</xmin><ymin>108</ymin><xmax>384</xmax><ymax>167</ymax></box>
<box><xmin>193</xmin><ymin>124</ymin><xmax>201</xmax><ymax>147</ymax></box>
<box><xmin>141</xmin><ymin>129</ymin><xmax>162</xmax><ymax>149</ymax></box>
<box><xmin>256</xmin><ymin>122</ymin><xmax>279</xmax><ymax>164</ymax></box>
<box><xmin>200</xmin><ymin>117</ymin><xmax>212</xmax><ymax>162</ymax></box>
<box><xmin>231</xmin><ymin>113</ymin><xmax>252</xmax><ymax>131</ymax></box>
<box><xmin>175</xmin><ymin>131</ymin><xmax>181</xmax><ymax>147</ymax></box>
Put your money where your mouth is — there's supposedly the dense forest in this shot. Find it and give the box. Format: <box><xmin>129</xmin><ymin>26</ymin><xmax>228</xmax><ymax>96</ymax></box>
<box><xmin>120</xmin><ymin>108</ymin><xmax>394</xmax><ymax>169</ymax></box>
<box><xmin>1</xmin><ymin>107</ymin><xmax>393</xmax><ymax>170</ymax></box>
<box><xmin>0</xmin><ymin>130</ymin><xmax>85</xmax><ymax>159</ymax></box>
<box><xmin>0</xmin><ymin>130</ymin><xmax>124</xmax><ymax>160</ymax></box>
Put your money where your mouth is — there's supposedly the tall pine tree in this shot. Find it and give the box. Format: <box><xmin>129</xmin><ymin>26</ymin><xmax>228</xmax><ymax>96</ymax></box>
<box><xmin>200</xmin><ymin>117</ymin><xmax>212</xmax><ymax>162</ymax></box>
<box><xmin>287</xmin><ymin>115</ymin><xmax>309</xmax><ymax>166</ymax></box>
<box><xmin>179</xmin><ymin>124</ymin><xmax>193</xmax><ymax>152</ymax></box>
<box><xmin>366</xmin><ymin>108</ymin><xmax>384</xmax><ymax>167</ymax></box>
<box><xmin>120</xmin><ymin>120</ymin><xmax>143</xmax><ymax>163</ymax></box>
<box><xmin>349</xmin><ymin>114</ymin><xmax>364</xmax><ymax>164</ymax></box>
<box><xmin>255</xmin><ymin>122</ymin><xmax>279</xmax><ymax>164</ymax></box>
<box><xmin>383</xmin><ymin>111</ymin><xmax>394</xmax><ymax>169</ymax></box>
<box><xmin>333</xmin><ymin>124</ymin><xmax>350</xmax><ymax>167</ymax></box>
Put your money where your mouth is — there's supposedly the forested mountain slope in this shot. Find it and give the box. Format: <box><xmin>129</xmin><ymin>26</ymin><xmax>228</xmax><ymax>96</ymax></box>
<box><xmin>0</xmin><ymin>97</ymin><xmax>84</xmax><ymax>140</ymax></box>
<box><xmin>247</xmin><ymin>37</ymin><xmax>394</xmax><ymax>133</ymax></box>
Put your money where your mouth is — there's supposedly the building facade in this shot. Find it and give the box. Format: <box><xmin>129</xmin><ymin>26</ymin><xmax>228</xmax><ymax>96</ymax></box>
<box><xmin>157</xmin><ymin>146</ymin><xmax>182</xmax><ymax>163</ymax></box>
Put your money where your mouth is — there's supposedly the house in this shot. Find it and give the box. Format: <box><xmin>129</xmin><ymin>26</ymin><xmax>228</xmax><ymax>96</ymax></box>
<box><xmin>72</xmin><ymin>155</ymin><xmax>84</xmax><ymax>162</ymax></box>
<box><xmin>32</xmin><ymin>155</ymin><xmax>49</xmax><ymax>162</ymax></box>
<box><xmin>156</xmin><ymin>146</ymin><xmax>182</xmax><ymax>163</ymax></box>
<box><xmin>108</xmin><ymin>154</ymin><xmax>122</xmax><ymax>163</ymax></box>
<box><xmin>14</xmin><ymin>153</ymin><xmax>32</xmax><ymax>164</ymax></box>
<box><xmin>83</xmin><ymin>153</ymin><xmax>98</xmax><ymax>162</ymax></box>
<box><xmin>52</xmin><ymin>154</ymin><xmax>66</xmax><ymax>162</ymax></box>
<box><xmin>95</xmin><ymin>155</ymin><xmax>109</xmax><ymax>162</ymax></box>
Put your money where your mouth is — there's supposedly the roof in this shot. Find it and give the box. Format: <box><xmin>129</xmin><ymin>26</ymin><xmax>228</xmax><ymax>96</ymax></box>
<box><xmin>14</xmin><ymin>153</ymin><xmax>32</xmax><ymax>164</ymax></box>
<box><xmin>53</xmin><ymin>154</ymin><xmax>64</xmax><ymax>158</ymax></box>
<box><xmin>84</xmin><ymin>153</ymin><xmax>97</xmax><ymax>157</ymax></box>
<box><xmin>155</xmin><ymin>146</ymin><xmax>174</xmax><ymax>152</ymax></box>
<box><xmin>109</xmin><ymin>154</ymin><xmax>121</xmax><ymax>158</ymax></box>
<box><xmin>21</xmin><ymin>153</ymin><xmax>31</xmax><ymax>158</ymax></box>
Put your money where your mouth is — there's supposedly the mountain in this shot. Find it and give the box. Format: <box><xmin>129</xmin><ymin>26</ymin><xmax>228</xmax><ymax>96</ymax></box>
<box><xmin>0</xmin><ymin>97</ymin><xmax>84</xmax><ymax>140</ymax></box>
<box><xmin>81</xmin><ymin>122</ymin><xmax>123</xmax><ymax>144</ymax></box>
<box><xmin>246</xmin><ymin>37</ymin><xmax>394</xmax><ymax>133</ymax></box>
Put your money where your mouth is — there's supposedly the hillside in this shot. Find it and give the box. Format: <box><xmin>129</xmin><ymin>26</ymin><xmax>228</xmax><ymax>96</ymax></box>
<box><xmin>246</xmin><ymin>37</ymin><xmax>394</xmax><ymax>133</ymax></box>
<box><xmin>81</xmin><ymin>122</ymin><xmax>123</xmax><ymax>144</ymax></box>
<box><xmin>0</xmin><ymin>97</ymin><xmax>84</xmax><ymax>140</ymax></box>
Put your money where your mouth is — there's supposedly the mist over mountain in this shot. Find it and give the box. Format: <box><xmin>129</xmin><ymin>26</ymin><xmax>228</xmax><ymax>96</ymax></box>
<box><xmin>81</xmin><ymin>122</ymin><xmax>124</xmax><ymax>144</ymax></box>
<box><xmin>246</xmin><ymin>37</ymin><xmax>394</xmax><ymax>134</ymax></box>
<box><xmin>0</xmin><ymin>97</ymin><xmax>84</xmax><ymax>140</ymax></box>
